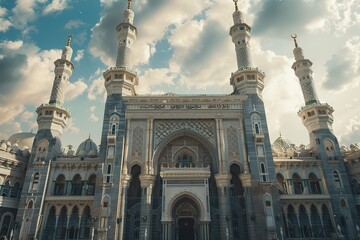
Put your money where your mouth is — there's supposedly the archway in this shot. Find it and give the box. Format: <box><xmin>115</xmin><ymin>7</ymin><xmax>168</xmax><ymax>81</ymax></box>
<box><xmin>172</xmin><ymin>196</ymin><xmax>200</xmax><ymax>240</ymax></box>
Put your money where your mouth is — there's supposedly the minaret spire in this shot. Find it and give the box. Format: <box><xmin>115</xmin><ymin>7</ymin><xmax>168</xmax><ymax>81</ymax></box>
<box><xmin>36</xmin><ymin>36</ymin><xmax>73</xmax><ymax>136</ymax></box>
<box><xmin>233</xmin><ymin>0</ymin><xmax>239</xmax><ymax>12</ymax></box>
<box><xmin>67</xmin><ymin>34</ymin><xmax>72</xmax><ymax>47</ymax></box>
<box><xmin>291</xmin><ymin>35</ymin><xmax>319</xmax><ymax>106</ymax></box>
<box><xmin>291</xmin><ymin>34</ymin><xmax>298</xmax><ymax>48</ymax></box>
<box><xmin>103</xmin><ymin>2</ymin><xmax>139</xmax><ymax>97</ymax></box>
<box><xmin>229</xmin><ymin>1</ymin><xmax>265</xmax><ymax>95</ymax></box>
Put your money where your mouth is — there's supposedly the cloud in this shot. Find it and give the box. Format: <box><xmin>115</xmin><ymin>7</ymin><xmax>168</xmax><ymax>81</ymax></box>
<box><xmin>0</xmin><ymin>7</ymin><xmax>12</xmax><ymax>32</ymax></box>
<box><xmin>64</xmin><ymin>19</ymin><xmax>85</xmax><ymax>30</ymax></box>
<box><xmin>88</xmin><ymin>76</ymin><xmax>106</xmax><ymax>100</ymax></box>
<box><xmin>323</xmin><ymin>37</ymin><xmax>360</xmax><ymax>91</ymax></box>
<box><xmin>89</xmin><ymin>113</ymin><xmax>99</xmax><ymax>122</ymax></box>
<box><xmin>65</xmin><ymin>118</ymin><xmax>80</xmax><ymax>134</ymax></box>
<box><xmin>0</xmin><ymin>105</ymin><xmax>24</xmax><ymax>125</ymax></box>
<box><xmin>338</xmin><ymin>116</ymin><xmax>360</xmax><ymax>145</ymax></box>
<box><xmin>252</xmin><ymin>0</ymin><xmax>328</xmax><ymax>37</ymax></box>
<box><xmin>74</xmin><ymin>49</ymin><xmax>84</xmax><ymax>62</ymax></box>
<box><xmin>43</xmin><ymin>0</ymin><xmax>69</xmax><ymax>15</ymax></box>
<box><xmin>65</xmin><ymin>79</ymin><xmax>88</xmax><ymax>101</ymax></box>
<box><xmin>19</xmin><ymin>111</ymin><xmax>35</xmax><ymax>122</ymax></box>
<box><xmin>0</xmin><ymin>122</ymin><xmax>22</xmax><ymax>141</ymax></box>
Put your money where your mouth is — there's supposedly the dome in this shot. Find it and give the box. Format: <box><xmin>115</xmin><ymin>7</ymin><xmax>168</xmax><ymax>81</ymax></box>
<box><xmin>272</xmin><ymin>135</ymin><xmax>297</xmax><ymax>157</ymax></box>
<box><xmin>76</xmin><ymin>137</ymin><xmax>98</xmax><ymax>157</ymax></box>
<box><xmin>8</xmin><ymin>132</ymin><xmax>36</xmax><ymax>151</ymax></box>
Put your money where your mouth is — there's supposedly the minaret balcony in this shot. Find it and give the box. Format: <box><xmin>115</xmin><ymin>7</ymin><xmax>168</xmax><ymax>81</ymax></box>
<box><xmin>254</xmin><ymin>133</ymin><xmax>265</xmax><ymax>143</ymax></box>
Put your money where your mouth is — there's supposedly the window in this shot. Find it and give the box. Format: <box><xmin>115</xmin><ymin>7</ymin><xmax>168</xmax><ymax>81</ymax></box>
<box><xmin>260</xmin><ymin>162</ymin><xmax>267</xmax><ymax>182</ymax></box>
<box><xmin>309</xmin><ymin>173</ymin><xmax>322</xmax><ymax>194</ymax></box>
<box><xmin>293</xmin><ymin>173</ymin><xmax>303</xmax><ymax>194</ymax></box>
<box><xmin>27</xmin><ymin>200</ymin><xmax>34</xmax><ymax>209</ymax></box>
<box><xmin>32</xmin><ymin>173</ymin><xmax>40</xmax><ymax>191</ymax></box>
<box><xmin>177</xmin><ymin>154</ymin><xmax>193</xmax><ymax>167</ymax></box>
<box><xmin>54</xmin><ymin>174</ymin><xmax>66</xmax><ymax>195</ymax></box>
<box><xmin>340</xmin><ymin>198</ymin><xmax>347</xmax><ymax>208</ymax></box>
<box><xmin>106</xmin><ymin>164</ymin><xmax>112</xmax><ymax>183</ymax></box>
<box><xmin>71</xmin><ymin>174</ymin><xmax>82</xmax><ymax>195</ymax></box>
<box><xmin>333</xmin><ymin>171</ymin><xmax>342</xmax><ymax>188</ymax></box>
<box><xmin>276</xmin><ymin>173</ymin><xmax>287</xmax><ymax>194</ymax></box>
<box><xmin>263</xmin><ymin>194</ymin><xmax>275</xmax><ymax>228</ymax></box>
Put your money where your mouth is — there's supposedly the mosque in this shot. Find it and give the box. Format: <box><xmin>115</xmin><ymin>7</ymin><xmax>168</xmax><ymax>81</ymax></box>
<box><xmin>1</xmin><ymin>0</ymin><xmax>360</xmax><ymax>239</ymax></box>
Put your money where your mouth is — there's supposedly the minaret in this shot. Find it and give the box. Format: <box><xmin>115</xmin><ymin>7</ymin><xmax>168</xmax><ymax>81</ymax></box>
<box><xmin>291</xmin><ymin>35</ymin><xmax>335</xmax><ymax>151</ymax></box>
<box><xmin>103</xmin><ymin>0</ymin><xmax>139</xmax><ymax>96</ymax></box>
<box><xmin>97</xmin><ymin>1</ymin><xmax>139</xmax><ymax>239</ymax></box>
<box><xmin>227</xmin><ymin>2</ymin><xmax>282</xmax><ymax>240</ymax></box>
<box><xmin>36</xmin><ymin>35</ymin><xmax>73</xmax><ymax>136</ymax></box>
<box><xmin>16</xmin><ymin>36</ymin><xmax>74</xmax><ymax>240</ymax></box>
<box><xmin>291</xmin><ymin>36</ymin><xmax>359</xmax><ymax>239</ymax></box>
<box><xmin>229</xmin><ymin>0</ymin><xmax>265</xmax><ymax>96</ymax></box>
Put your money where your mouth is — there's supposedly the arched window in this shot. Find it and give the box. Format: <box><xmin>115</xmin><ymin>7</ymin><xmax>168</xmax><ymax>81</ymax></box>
<box><xmin>257</xmin><ymin>145</ymin><xmax>264</xmax><ymax>156</ymax></box>
<box><xmin>251</xmin><ymin>114</ymin><xmax>262</xmax><ymax>135</ymax></box>
<box><xmin>292</xmin><ymin>173</ymin><xmax>303</xmax><ymax>194</ymax></box>
<box><xmin>109</xmin><ymin>115</ymin><xmax>119</xmax><ymax>135</ymax></box>
<box><xmin>340</xmin><ymin>198</ymin><xmax>347</xmax><ymax>208</ymax></box>
<box><xmin>87</xmin><ymin>174</ymin><xmax>96</xmax><ymax>195</ymax></box>
<box><xmin>309</xmin><ymin>173</ymin><xmax>322</xmax><ymax>194</ymax></box>
<box><xmin>10</xmin><ymin>182</ymin><xmax>20</xmax><ymax>198</ymax></box>
<box><xmin>276</xmin><ymin>173</ymin><xmax>287</xmax><ymax>194</ymax></box>
<box><xmin>1</xmin><ymin>181</ymin><xmax>10</xmax><ymax>196</ymax></box>
<box><xmin>107</xmin><ymin>147</ymin><xmax>114</xmax><ymax>158</ymax></box>
<box><xmin>71</xmin><ymin>174</ymin><xmax>82</xmax><ymax>195</ymax></box>
<box><xmin>32</xmin><ymin>173</ymin><xmax>40</xmax><ymax>191</ymax></box>
<box><xmin>264</xmin><ymin>194</ymin><xmax>275</xmax><ymax>228</ymax></box>
<box><xmin>177</xmin><ymin>154</ymin><xmax>193</xmax><ymax>167</ymax></box>
<box><xmin>27</xmin><ymin>200</ymin><xmax>34</xmax><ymax>209</ymax></box>
<box><xmin>54</xmin><ymin>174</ymin><xmax>65</xmax><ymax>195</ymax></box>
<box><xmin>333</xmin><ymin>170</ymin><xmax>342</xmax><ymax>188</ymax></box>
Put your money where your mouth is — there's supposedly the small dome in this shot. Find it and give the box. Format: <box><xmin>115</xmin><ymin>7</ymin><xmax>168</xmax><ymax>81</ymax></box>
<box><xmin>76</xmin><ymin>137</ymin><xmax>98</xmax><ymax>157</ymax></box>
<box><xmin>8</xmin><ymin>132</ymin><xmax>36</xmax><ymax>151</ymax></box>
<box><xmin>272</xmin><ymin>135</ymin><xmax>297</xmax><ymax>157</ymax></box>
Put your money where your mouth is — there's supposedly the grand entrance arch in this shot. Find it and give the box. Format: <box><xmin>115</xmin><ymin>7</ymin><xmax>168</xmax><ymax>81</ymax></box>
<box><xmin>172</xmin><ymin>197</ymin><xmax>199</xmax><ymax>240</ymax></box>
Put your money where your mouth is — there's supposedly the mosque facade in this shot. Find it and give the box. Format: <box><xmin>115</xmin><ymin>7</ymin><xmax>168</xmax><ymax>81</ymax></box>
<box><xmin>1</xmin><ymin>1</ymin><xmax>360</xmax><ymax>240</ymax></box>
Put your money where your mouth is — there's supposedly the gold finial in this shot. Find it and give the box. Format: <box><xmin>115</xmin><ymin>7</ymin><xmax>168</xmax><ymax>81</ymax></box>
<box><xmin>233</xmin><ymin>0</ymin><xmax>239</xmax><ymax>11</ymax></box>
<box><xmin>291</xmin><ymin>34</ymin><xmax>298</xmax><ymax>48</ymax></box>
<box><xmin>128</xmin><ymin>0</ymin><xmax>132</xmax><ymax>9</ymax></box>
<box><xmin>67</xmin><ymin>34</ymin><xmax>72</xmax><ymax>47</ymax></box>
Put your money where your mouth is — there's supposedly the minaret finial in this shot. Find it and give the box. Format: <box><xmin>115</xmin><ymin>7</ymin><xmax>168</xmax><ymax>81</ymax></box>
<box><xmin>128</xmin><ymin>0</ymin><xmax>132</xmax><ymax>9</ymax></box>
<box><xmin>233</xmin><ymin>0</ymin><xmax>239</xmax><ymax>11</ymax></box>
<box><xmin>291</xmin><ymin>34</ymin><xmax>298</xmax><ymax>48</ymax></box>
<box><xmin>67</xmin><ymin>34</ymin><xmax>72</xmax><ymax>47</ymax></box>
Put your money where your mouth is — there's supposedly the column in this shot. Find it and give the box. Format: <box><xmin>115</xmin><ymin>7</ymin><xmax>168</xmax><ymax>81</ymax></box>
<box><xmin>215</xmin><ymin>174</ymin><xmax>233</xmax><ymax>240</ymax></box>
<box><xmin>199</xmin><ymin>222</ymin><xmax>210</xmax><ymax>240</ymax></box>
<box><xmin>240</xmin><ymin>174</ymin><xmax>256</xmax><ymax>240</ymax></box>
<box><xmin>77</xmin><ymin>215</ymin><xmax>82</xmax><ymax>240</ymax></box>
<box><xmin>117</xmin><ymin>174</ymin><xmax>130</xmax><ymax>239</ymax></box>
<box><xmin>162</xmin><ymin>222</ymin><xmax>172</xmax><ymax>240</ymax></box>
<box><xmin>140</xmin><ymin>175</ymin><xmax>156</xmax><ymax>240</ymax></box>
<box><xmin>65</xmin><ymin>215</ymin><xmax>70</xmax><ymax>240</ymax></box>
<box><xmin>53</xmin><ymin>214</ymin><xmax>59</xmax><ymax>240</ymax></box>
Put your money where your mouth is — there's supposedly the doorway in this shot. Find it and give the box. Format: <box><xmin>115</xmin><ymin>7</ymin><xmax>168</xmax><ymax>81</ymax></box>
<box><xmin>178</xmin><ymin>218</ymin><xmax>194</xmax><ymax>240</ymax></box>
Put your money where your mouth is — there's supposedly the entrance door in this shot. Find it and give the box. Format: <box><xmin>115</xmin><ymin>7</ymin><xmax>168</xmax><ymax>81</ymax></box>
<box><xmin>178</xmin><ymin>218</ymin><xmax>194</xmax><ymax>240</ymax></box>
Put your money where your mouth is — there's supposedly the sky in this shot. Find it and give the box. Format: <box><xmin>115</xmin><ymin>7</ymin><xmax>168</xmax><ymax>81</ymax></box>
<box><xmin>0</xmin><ymin>0</ymin><xmax>360</xmax><ymax>151</ymax></box>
